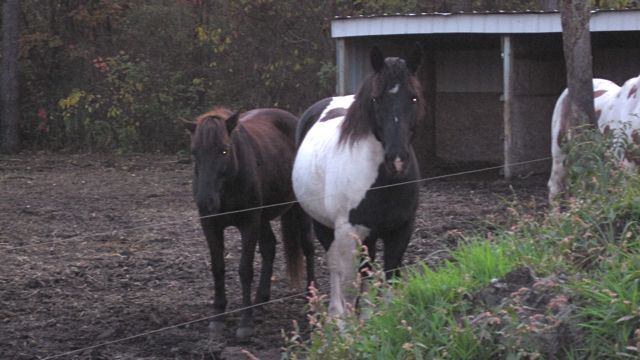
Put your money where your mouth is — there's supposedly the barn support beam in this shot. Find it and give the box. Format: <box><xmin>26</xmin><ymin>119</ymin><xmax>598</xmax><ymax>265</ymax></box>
<box><xmin>336</xmin><ymin>38</ymin><xmax>347</xmax><ymax>96</ymax></box>
<box><xmin>502</xmin><ymin>34</ymin><xmax>563</xmax><ymax>179</ymax></box>
<box><xmin>502</xmin><ymin>35</ymin><xmax>514</xmax><ymax>179</ymax></box>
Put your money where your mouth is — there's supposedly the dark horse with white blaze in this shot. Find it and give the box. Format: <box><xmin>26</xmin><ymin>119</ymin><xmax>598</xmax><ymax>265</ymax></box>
<box><xmin>293</xmin><ymin>47</ymin><xmax>423</xmax><ymax>317</ymax></box>
<box><xmin>184</xmin><ymin>107</ymin><xmax>314</xmax><ymax>339</ymax></box>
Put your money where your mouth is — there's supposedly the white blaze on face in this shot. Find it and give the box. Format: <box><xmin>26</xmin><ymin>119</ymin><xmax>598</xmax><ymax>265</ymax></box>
<box><xmin>388</xmin><ymin>83</ymin><xmax>399</xmax><ymax>94</ymax></box>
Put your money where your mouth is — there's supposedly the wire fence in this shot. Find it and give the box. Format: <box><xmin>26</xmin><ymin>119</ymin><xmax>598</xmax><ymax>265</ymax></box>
<box><xmin>39</xmin><ymin>246</ymin><xmax>454</xmax><ymax>360</ymax></box>
<box><xmin>3</xmin><ymin>157</ymin><xmax>550</xmax><ymax>252</ymax></box>
<box><xmin>5</xmin><ymin>156</ymin><xmax>551</xmax><ymax>359</ymax></box>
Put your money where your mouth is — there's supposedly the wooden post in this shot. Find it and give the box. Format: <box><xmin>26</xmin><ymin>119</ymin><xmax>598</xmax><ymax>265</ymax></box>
<box><xmin>502</xmin><ymin>35</ymin><xmax>513</xmax><ymax>179</ymax></box>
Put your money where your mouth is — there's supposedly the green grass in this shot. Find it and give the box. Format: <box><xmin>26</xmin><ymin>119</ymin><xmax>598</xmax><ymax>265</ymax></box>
<box><xmin>284</xmin><ymin>128</ymin><xmax>640</xmax><ymax>359</ymax></box>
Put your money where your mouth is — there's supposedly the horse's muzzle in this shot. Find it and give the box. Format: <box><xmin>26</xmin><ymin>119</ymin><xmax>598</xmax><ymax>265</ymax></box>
<box><xmin>197</xmin><ymin>196</ymin><xmax>220</xmax><ymax>215</ymax></box>
<box><xmin>384</xmin><ymin>155</ymin><xmax>408</xmax><ymax>179</ymax></box>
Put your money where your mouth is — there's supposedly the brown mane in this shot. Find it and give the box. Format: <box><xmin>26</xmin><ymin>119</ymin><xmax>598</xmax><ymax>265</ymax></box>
<box><xmin>193</xmin><ymin>107</ymin><xmax>235</xmax><ymax>148</ymax></box>
<box><xmin>340</xmin><ymin>57</ymin><xmax>424</xmax><ymax>145</ymax></box>
<box><xmin>196</xmin><ymin>106</ymin><xmax>234</xmax><ymax>125</ymax></box>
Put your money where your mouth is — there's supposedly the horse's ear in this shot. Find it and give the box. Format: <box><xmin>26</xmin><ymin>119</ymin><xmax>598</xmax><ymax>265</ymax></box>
<box><xmin>407</xmin><ymin>46</ymin><xmax>422</xmax><ymax>74</ymax></box>
<box><xmin>226</xmin><ymin>112</ymin><xmax>240</xmax><ymax>133</ymax></box>
<box><xmin>370</xmin><ymin>46</ymin><xmax>384</xmax><ymax>73</ymax></box>
<box><xmin>181</xmin><ymin>118</ymin><xmax>197</xmax><ymax>135</ymax></box>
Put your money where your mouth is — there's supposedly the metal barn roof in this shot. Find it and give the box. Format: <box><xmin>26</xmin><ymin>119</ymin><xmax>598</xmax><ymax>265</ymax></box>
<box><xmin>331</xmin><ymin>9</ymin><xmax>640</xmax><ymax>37</ymax></box>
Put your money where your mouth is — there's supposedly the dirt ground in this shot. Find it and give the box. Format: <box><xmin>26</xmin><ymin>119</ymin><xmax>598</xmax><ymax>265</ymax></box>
<box><xmin>0</xmin><ymin>153</ymin><xmax>549</xmax><ymax>360</ymax></box>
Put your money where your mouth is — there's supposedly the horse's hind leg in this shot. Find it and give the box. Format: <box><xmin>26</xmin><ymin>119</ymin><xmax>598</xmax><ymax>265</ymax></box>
<box><xmin>200</xmin><ymin>218</ymin><xmax>227</xmax><ymax>334</ymax></box>
<box><xmin>548</xmin><ymin>152</ymin><xmax>567</xmax><ymax>209</ymax></box>
<box><xmin>299</xmin><ymin>212</ymin><xmax>315</xmax><ymax>290</ymax></box>
<box><xmin>281</xmin><ymin>204</ymin><xmax>315</xmax><ymax>290</ymax></box>
<box><xmin>255</xmin><ymin>220</ymin><xmax>276</xmax><ymax>304</ymax></box>
<box><xmin>237</xmin><ymin>216</ymin><xmax>261</xmax><ymax>340</ymax></box>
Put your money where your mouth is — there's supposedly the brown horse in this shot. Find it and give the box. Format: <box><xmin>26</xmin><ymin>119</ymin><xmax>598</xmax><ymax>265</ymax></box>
<box><xmin>183</xmin><ymin>107</ymin><xmax>314</xmax><ymax>340</ymax></box>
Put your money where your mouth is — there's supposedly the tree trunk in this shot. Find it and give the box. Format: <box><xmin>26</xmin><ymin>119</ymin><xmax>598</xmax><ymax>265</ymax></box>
<box><xmin>560</xmin><ymin>0</ymin><xmax>596</xmax><ymax>128</ymax></box>
<box><xmin>1</xmin><ymin>0</ymin><xmax>20</xmax><ymax>153</ymax></box>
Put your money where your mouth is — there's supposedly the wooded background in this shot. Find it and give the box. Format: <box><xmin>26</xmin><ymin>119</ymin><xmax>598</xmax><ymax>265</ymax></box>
<box><xmin>0</xmin><ymin>0</ymin><xmax>635</xmax><ymax>153</ymax></box>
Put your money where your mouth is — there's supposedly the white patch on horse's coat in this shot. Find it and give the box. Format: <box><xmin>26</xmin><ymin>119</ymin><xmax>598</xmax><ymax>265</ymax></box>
<box><xmin>394</xmin><ymin>116</ymin><xmax>399</xmax><ymax>123</ymax></box>
<box><xmin>548</xmin><ymin>76</ymin><xmax>640</xmax><ymax>203</ymax></box>
<box><xmin>388</xmin><ymin>83</ymin><xmax>399</xmax><ymax>94</ymax></box>
<box><xmin>293</xmin><ymin>94</ymin><xmax>384</xmax><ymax>317</ymax></box>
<box><xmin>318</xmin><ymin>95</ymin><xmax>355</xmax><ymax>124</ymax></box>
<box><xmin>293</xmin><ymin>95</ymin><xmax>383</xmax><ymax>229</ymax></box>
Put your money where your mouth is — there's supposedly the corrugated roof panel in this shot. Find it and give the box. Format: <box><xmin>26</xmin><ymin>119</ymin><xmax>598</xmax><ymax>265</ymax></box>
<box><xmin>484</xmin><ymin>16</ymin><xmax>498</xmax><ymax>32</ymax></box>
<box><xmin>331</xmin><ymin>10</ymin><xmax>640</xmax><ymax>38</ymax></box>
<box><xmin>384</xmin><ymin>17</ymin><xmax>400</xmax><ymax>33</ymax></box>
<box><xmin>539</xmin><ymin>15</ymin><xmax>560</xmax><ymax>33</ymax></box>
<box><xmin>406</xmin><ymin>17</ymin><xmax>421</xmax><ymax>33</ymax></box>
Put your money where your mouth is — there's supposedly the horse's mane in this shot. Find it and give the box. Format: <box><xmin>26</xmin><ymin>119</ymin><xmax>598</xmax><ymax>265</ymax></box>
<box><xmin>193</xmin><ymin>107</ymin><xmax>235</xmax><ymax>147</ymax></box>
<box><xmin>339</xmin><ymin>58</ymin><xmax>424</xmax><ymax>145</ymax></box>
<box><xmin>196</xmin><ymin>107</ymin><xmax>234</xmax><ymax>125</ymax></box>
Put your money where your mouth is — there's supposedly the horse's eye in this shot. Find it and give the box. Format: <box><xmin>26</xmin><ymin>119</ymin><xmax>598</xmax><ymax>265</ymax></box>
<box><xmin>221</xmin><ymin>149</ymin><xmax>228</xmax><ymax>156</ymax></box>
<box><xmin>371</xmin><ymin>96</ymin><xmax>379</xmax><ymax>104</ymax></box>
<box><xmin>411</xmin><ymin>96</ymin><xmax>418</xmax><ymax>103</ymax></box>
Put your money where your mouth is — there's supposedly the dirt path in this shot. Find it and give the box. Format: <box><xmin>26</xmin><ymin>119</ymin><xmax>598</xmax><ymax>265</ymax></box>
<box><xmin>0</xmin><ymin>154</ymin><xmax>548</xmax><ymax>359</ymax></box>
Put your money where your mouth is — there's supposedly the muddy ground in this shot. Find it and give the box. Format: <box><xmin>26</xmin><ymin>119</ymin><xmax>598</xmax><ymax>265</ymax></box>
<box><xmin>0</xmin><ymin>154</ymin><xmax>549</xmax><ymax>359</ymax></box>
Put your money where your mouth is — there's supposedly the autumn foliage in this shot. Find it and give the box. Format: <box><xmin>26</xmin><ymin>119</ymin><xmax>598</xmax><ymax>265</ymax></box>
<box><xmin>17</xmin><ymin>0</ymin><xmax>335</xmax><ymax>152</ymax></box>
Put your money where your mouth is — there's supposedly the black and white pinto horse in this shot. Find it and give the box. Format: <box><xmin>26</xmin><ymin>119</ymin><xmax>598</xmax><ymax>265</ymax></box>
<box><xmin>293</xmin><ymin>47</ymin><xmax>423</xmax><ymax>317</ymax></box>
<box><xmin>548</xmin><ymin>75</ymin><xmax>640</xmax><ymax>202</ymax></box>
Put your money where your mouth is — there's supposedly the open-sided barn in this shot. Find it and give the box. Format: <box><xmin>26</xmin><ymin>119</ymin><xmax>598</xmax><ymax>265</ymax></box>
<box><xmin>331</xmin><ymin>9</ymin><xmax>640</xmax><ymax>177</ymax></box>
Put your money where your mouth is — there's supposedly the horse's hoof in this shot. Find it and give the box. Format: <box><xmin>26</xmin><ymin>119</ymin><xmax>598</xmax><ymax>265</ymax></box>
<box><xmin>236</xmin><ymin>326</ymin><xmax>255</xmax><ymax>341</ymax></box>
<box><xmin>209</xmin><ymin>320</ymin><xmax>225</xmax><ymax>335</ymax></box>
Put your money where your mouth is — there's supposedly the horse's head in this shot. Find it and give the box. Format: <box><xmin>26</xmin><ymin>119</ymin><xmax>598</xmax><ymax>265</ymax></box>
<box><xmin>341</xmin><ymin>47</ymin><xmax>423</xmax><ymax>178</ymax></box>
<box><xmin>364</xmin><ymin>46</ymin><xmax>422</xmax><ymax>178</ymax></box>
<box><xmin>183</xmin><ymin>108</ymin><xmax>239</xmax><ymax>214</ymax></box>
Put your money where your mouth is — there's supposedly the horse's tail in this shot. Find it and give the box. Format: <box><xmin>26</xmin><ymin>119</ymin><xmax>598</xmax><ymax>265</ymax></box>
<box><xmin>280</xmin><ymin>203</ymin><xmax>314</xmax><ymax>289</ymax></box>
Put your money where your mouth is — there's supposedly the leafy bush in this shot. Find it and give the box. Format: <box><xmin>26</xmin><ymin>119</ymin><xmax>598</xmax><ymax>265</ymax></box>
<box><xmin>18</xmin><ymin>0</ymin><xmax>334</xmax><ymax>153</ymax></box>
<box><xmin>53</xmin><ymin>52</ymin><xmax>198</xmax><ymax>152</ymax></box>
<box><xmin>554</xmin><ymin>126</ymin><xmax>640</xmax><ymax>268</ymax></box>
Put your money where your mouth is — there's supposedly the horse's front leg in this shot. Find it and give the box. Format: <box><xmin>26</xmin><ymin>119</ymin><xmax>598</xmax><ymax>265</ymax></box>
<box><xmin>236</xmin><ymin>214</ymin><xmax>261</xmax><ymax>340</ymax></box>
<box><xmin>382</xmin><ymin>221</ymin><xmax>413</xmax><ymax>280</ymax></box>
<box><xmin>370</xmin><ymin>221</ymin><xmax>413</xmax><ymax>313</ymax></box>
<box><xmin>255</xmin><ymin>220</ymin><xmax>276</xmax><ymax>304</ymax></box>
<box><xmin>200</xmin><ymin>217</ymin><xmax>226</xmax><ymax>334</ymax></box>
<box><xmin>327</xmin><ymin>220</ymin><xmax>370</xmax><ymax>319</ymax></box>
